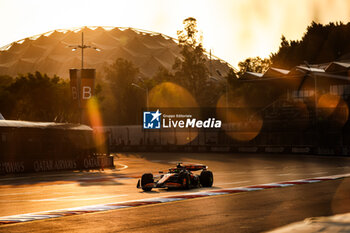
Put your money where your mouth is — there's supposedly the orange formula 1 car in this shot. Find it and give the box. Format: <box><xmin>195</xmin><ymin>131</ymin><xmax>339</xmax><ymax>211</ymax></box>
<box><xmin>137</xmin><ymin>163</ymin><xmax>213</xmax><ymax>191</ymax></box>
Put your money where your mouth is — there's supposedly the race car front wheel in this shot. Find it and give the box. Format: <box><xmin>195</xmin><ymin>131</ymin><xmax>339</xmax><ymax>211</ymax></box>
<box><xmin>141</xmin><ymin>173</ymin><xmax>154</xmax><ymax>191</ymax></box>
<box><xmin>200</xmin><ymin>170</ymin><xmax>213</xmax><ymax>187</ymax></box>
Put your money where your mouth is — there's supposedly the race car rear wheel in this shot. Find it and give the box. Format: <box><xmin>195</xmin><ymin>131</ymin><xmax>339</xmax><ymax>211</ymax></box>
<box><xmin>179</xmin><ymin>172</ymin><xmax>190</xmax><ymax>189</ymax></box>
<box><xmin>184</xmin><ymin>173</ymin><xmax>190</xmax><ymax>189</ymax></box>
<box><xmin>141</xmin><ymin>173</ymin><xmax>154</xmax><ymax>191</ymax></box>
<box><xmin>200</xmin><ymin>170</ymin><xmax>213</xmax><ymax>187</ymax></box>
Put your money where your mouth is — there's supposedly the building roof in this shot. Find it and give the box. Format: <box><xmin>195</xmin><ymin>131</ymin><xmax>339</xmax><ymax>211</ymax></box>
<box><xmin>240</xmin><ymin>60</ymin><xmax>350</xmax><ymax>83</ymax></box>
<box><xmin>325</xmin><ymin>61</ymin><xmax>350</xmax><ymax>72</ymax></box>
<box><xmin>294</xmin><ymin>65</ymin><xmax>325</xmax><ymax>73</ymax></box>
<box><xmin>263</xmin><ymin>67</ymin><xmax>290</xmax><ymax>78</ymax></box>
<box><xmin>240</xmin><ymin>71</ymin><xmax>264</xmax><ymax>80</ymax></box>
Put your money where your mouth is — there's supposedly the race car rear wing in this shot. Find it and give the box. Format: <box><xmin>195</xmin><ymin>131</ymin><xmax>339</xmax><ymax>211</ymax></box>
<box><xmin>168</xmin><ymin>163</ymin><xmax>208</xmax><ymax>172</ymax></box>
<box><xmin>184</xmin><ymin>164</ymin><xmax>207</xmax><ymax>171</ymax></box>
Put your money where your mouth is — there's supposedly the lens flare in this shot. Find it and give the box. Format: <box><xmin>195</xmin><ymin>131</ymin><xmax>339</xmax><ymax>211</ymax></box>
<box><xmin>149</xmin><ymin>82</ymin><xmax>199</xmax><ymax>145</ymax></box>
<box><xmin>318</xmin><ymin>93</ymin><xmax>341</xmax><ymax>118</ymax></box>
<box><xmin>149</xmin><ymin>82</ymin><xmax>198</xmax><ymax>108</ymax></box>
<box><xmin>318</xmin><ymin>93</ymin><xmax>349</xmax><ymax>126</ymax></box>
<box><xmin>86</xmin><ymin>97</ymin><xmax>107</xmax><ymax>154</ymax></box>
<box><xmin>216</xmin><ymin>94</ymin><xmax>263</xmax><ymax>142</ymax></box>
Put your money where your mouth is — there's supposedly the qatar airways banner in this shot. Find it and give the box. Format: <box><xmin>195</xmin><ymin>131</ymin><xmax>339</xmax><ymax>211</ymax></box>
<box><xmin>0</xmin><ymin>157</ymin><xmax>114</xmax><ymax>174</ymax></box>
<box><xmin>69</xmin><ymin>69</ymin><xmax>95</xmax><ymax>108</ymax></box>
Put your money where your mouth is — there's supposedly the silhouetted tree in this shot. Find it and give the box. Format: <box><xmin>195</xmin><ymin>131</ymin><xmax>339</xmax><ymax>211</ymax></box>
<box><xmin>172</xmin><ymin>17</ymin><xmax>213</xmax><ymax>106</ymax></box>
<box><xmin>0</xmin><ymin>75</ymin><xmax>14</xmax><ymax>118</ymax></box>
<box><xmin>152</xmin><ymin>66</ymin><xmax>174</xmax><ymax>84</ymax></box>
<box><xmin>0</xmin><ymin>72</ymin><xmax>78</xmax><ymax>122</ymax></box>
<box><xmin>103</xmin><ymin>58</ymin><xmax>143</xmax><ymax>124</ymax></box>
<box><xmin>237</xmin><ymin>57</ymin><xmax>271</xmax><ymax>77</ymax></box>
<box><xmin>177</xmin><ymin>17</ymin><xmax>202</xmax><ymax>47</ymax></box>
<box><xmin>271</xmin><ymin>21</ymin><xmax>350</xmax><ymax>69</ymax></box>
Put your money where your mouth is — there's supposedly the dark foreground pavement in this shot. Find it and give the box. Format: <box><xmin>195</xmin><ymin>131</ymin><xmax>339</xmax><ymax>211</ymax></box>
<box><xmin>1</xmin><ymin>177</ymin><xmax>349</xmax><ymax>233</ymax></box>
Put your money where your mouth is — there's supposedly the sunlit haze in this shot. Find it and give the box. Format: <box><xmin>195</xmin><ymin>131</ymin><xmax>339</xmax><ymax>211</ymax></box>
<box><xmin>0</xmin><ymin>0</ymin><xmax>349</xmax><ymax>67</ymax></box>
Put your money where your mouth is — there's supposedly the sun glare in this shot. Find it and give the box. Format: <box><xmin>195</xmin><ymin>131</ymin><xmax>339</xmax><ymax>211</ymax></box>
<box><xmin>86</xmin><ymin>96</ymin><xmax>107</xmax><ymax>153</ymax></box>
<box><xmin>1</xmin><ymin>0</ymin><xmax>350</xmax><ymax>67</ymax></box>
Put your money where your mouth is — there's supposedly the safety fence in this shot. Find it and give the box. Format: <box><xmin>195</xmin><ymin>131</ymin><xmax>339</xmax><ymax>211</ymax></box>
<box><xmin>113</xmin><ymin>144</ymin><xmax>350</xmax><ymax>156</ymax></box>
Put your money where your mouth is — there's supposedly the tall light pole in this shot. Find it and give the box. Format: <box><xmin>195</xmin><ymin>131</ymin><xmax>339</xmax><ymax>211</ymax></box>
<box><xmin>210</xmin><ymin>76</ymin><xmax>228</xmax><ymax>107</ymax></box>
<box><xmin>210</xmin><ymin>75</ymin><xmax>229</xmax><ymax>127</ymax></box>
<box><xmin>209</xmin><ymin>50</ymin><xmax>228</xmax><ymax>106</ymax></box>
<box><xmin>69</xmin><ymin>29</ymin><xmax>100</xmax><ymax>124</ymax></box>
<box><xmin>69</xmin><ymin>31</ymin><xmax>101</xmax><ymax>70</ymax></box>
<box><xmin>131</xmin><ymin>82</ymin><xmax>149</xmax><ymax>145</ymax></box>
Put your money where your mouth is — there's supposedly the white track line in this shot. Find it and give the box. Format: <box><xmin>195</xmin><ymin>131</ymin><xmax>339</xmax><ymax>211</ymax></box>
<box><xmin>115</xmin><ymin>163</ymin><xmax>128</xmax><ymax>171</ymax></box>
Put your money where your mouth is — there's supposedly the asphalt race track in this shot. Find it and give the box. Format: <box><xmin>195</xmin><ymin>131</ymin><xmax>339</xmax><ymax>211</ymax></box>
<box><xmin>0</xmin><ymin>153</ymin><xmax>350</xmax><ymax>233</ymax></box>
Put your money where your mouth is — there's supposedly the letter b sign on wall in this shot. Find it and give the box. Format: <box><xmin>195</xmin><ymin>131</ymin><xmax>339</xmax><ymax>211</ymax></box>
<box><xmin>69</xmin><ymin>69</ymin><xmax>95</xmax><ymax>108</ymax></box>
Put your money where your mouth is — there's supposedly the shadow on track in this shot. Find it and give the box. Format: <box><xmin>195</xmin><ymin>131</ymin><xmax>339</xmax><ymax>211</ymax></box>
<box><xmin>0</xmin><ymin>170</ymin><xmax>134</xmax><ymax>187</ymax></box>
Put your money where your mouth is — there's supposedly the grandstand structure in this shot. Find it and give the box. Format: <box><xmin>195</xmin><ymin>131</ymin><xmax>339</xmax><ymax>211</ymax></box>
<box><xmin>105</xmin><ymin>60</ymin><xmax>350</xmax><ymax>155</ymax></box>
<box><xmin>0</xmin><ymin>26</ymin><xmax>232</xmax><ymax>80</ymax></box>
<box><xmin>240</xmin><ymin>61</ymin><xmax>350</xmax><ymax>102</ymax></box>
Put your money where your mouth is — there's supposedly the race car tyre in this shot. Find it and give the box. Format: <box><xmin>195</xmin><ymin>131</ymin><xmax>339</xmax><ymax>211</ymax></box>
<box><xmin>141</xmin><ymin>173</ymin><xmax>154</xmax><ymax>191</ymax></box>
<box><xmin>179</xmin><ymin>172</ymin><xmax>190</xmax><ymax>189</ymax></box>
<box><xmin>184</xmin><ymin>173</ymin><xmax>190</xmax><ymax>189</ymax></box>
<box><xmin>200</xmin><ymin>170</ymin><xmax>213</xmax><ymax>187</ymax></box>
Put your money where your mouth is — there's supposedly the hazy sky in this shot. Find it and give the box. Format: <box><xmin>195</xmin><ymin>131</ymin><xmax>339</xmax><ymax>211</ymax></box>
<box><xmin>0</xmin><ymin>0</ymin><xmax>349</xmax><ymax>67</ymax></box>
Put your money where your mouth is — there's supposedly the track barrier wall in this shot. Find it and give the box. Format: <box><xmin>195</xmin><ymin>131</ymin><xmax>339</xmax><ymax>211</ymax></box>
<box><xmin>0</xmin><ymin>156</ymin><xmax>114</xmax><ymax>175</ymax></box>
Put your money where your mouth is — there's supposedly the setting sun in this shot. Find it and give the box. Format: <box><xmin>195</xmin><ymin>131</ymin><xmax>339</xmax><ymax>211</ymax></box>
<box><xmin>1</xmin><ymin>0</ymin><xmax>350</xmax><ymax>67</ymax></box>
